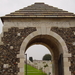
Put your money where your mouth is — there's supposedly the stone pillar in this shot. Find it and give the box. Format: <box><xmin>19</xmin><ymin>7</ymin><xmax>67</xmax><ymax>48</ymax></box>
<box><xmin>17</xmin><ymin>54</ymin><xmax>25</xmax><ymax>75</ymax></box>
<box><xmin>63</xmin><ymin>53</ymin><xmax>71</xmax><ymax>75</ymax></box>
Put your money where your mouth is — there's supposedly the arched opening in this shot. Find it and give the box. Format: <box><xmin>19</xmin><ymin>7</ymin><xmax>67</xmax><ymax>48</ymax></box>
<box><xmin>25</xmin><ymin>45</ymin><xmax>51</xmax><ymax>60</ymax></box>
<box><xmin>25</xmin><ymin>45</ymin><xmax>52</xmax><ymax>75</ymax></box>
<box><xmin>18</xmin><ymin>31</ymin><xmax>71</xmax><ymax>75</ymax></box>
<box><xmin>24</xmin><ymin>35</ymin><xmax>64</xmax><ymax>75</ymax></box>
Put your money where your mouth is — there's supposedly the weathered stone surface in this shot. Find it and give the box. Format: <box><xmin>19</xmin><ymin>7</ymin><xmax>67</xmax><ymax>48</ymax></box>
<box><xmin>0</xmin><ymin>27</ymin><xmax>36</xmax><ymax>75</ymax></box>
<box><xmin>51</xmin><ymin>27</ymin><xmax>75</xmax><ymax>75</ymax></box>
<box><xmin>2</xmin><ymin>3</ymin><xmax>75</xmax><ymax>18</ymax></box>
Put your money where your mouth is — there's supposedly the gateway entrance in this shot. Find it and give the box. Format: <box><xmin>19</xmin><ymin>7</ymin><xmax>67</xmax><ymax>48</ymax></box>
<box><xmin>0</xmin><ymin>2</ymin><xmax>75</xmax><ymax>75</ymax></box>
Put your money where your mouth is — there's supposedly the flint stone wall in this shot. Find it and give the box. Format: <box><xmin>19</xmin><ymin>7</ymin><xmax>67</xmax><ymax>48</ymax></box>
<box><xmin>0</xmin><ymin>18</ymin><xmax>75</xmax><ymax>75</ymax></box>
<box><xmin>51</xmin><ymin>27</ymin><xmax>75</xmax><ymax>75</ymax></box>
<box><xmin>0</xmin><ymin>27</ymin><xmax>36</xmax><ymax>75</ymax></box>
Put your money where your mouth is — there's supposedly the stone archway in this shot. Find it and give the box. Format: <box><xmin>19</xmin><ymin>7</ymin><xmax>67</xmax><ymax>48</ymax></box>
<box><xmin>1</xmin><ymin>3</ymin><xmax>75</xmax><ymax>75</ymax></box>
<box><xmin>17</xmin><ymin>30</ymin><xmax>71</xmax><ymax>75</ymax></box>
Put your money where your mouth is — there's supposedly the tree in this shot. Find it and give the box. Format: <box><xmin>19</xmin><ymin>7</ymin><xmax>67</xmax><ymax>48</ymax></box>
<box><xmin>29</xmin><ymin>57</ymin><xmax>33</xmax><ymax>62</ymax></box>
<box><xmin>42</xmin><ymin>54</ymin><xmax>51</xmax><ymax>61</ymax></box>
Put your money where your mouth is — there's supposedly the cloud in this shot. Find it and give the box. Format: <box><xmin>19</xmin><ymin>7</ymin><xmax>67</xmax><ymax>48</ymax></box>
<box><xmin>0</xmin><ymin>0</ymin><xmax>75</xmax><ymax>33</ymax></box>
<box><xmin>0</xmin><ymin>0</ymin><xmax>75</xmax><ymax>17</ymax></box>
<box><xmin>57</xmin><ymin>0</ymin><xmax>75</xmax><ymax>13</ymax></box>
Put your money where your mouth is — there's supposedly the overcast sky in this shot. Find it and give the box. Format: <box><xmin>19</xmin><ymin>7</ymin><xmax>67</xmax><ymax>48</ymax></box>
<box><xmin>26</xmin><ymin>45</ymin><xmax>50</xmax><ymax>60</ymax></box>
<box><xmin>0</xmin><ymin>0</ymin><xmax>75</xmax><ymax>60</ymax></box>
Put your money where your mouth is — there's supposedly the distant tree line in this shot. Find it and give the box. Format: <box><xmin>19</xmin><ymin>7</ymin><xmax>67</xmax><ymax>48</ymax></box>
<box><xmin>42</xmin><ymin>54</ymin><xmax>51</xmax><ymax>61</ymax></box>
<box><xmin>29</xmin><ymin>54</ymin><xmax>51</xmax><ymax>61</ymax></box>
<box><xmin>29</xmin><ymin>57</ymin><xmax>33</xmax><ymax>62</ymax></box>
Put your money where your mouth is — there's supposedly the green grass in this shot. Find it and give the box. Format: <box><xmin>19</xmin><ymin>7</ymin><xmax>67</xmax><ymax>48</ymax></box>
<box><xmin>25</xmin><ymin>64</ymin><xmax>47</xmax><ymax>75</ymax></box>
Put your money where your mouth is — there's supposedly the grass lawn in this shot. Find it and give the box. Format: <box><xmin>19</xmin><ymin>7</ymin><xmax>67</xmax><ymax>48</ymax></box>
<box><xmin>25</xmin><ymin>64</ymin><xmax>47</xmax><ymax>75</ymax></box>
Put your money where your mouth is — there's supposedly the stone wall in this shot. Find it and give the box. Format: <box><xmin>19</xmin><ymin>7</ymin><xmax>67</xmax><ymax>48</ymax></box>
<box><xmin>0</xmin><ymin>26</ymin><xmax>74</xmax><ymax>75</ymax></box>
<box><xmin>0</xmin><ymin>27</ymin><xmax>36</xmax><ymax>75</ymax></box>
<box><xmin>51</xmin><ymin>27</ymin><xmax>75</xmax><ymax>75</ymax></box>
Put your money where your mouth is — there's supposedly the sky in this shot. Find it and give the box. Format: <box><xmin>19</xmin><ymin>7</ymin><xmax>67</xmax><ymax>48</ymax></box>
<box><xmin>25</xmin><ymin>45</ymin><xmax>50</xmax><ymax>60</ymax></box>
<box><xmin>0</xmin><ymin>0</ymin><xmax>75</xmax><ymax>60</ymax></box>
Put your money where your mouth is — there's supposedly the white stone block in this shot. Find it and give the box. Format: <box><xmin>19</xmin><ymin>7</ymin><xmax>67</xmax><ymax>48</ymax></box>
<box><xmin>3</xmin><ymin>64</ymin><xmax>9</xmax><ymax>68</ymax></box>
<box><xmin>20</xmin><ymin>50</ymin><xmax>24</xmax><ymax>54</ymax></box>
<box><xmin>17</xmin><ymin>54</ymin><xmax>25</xmax><ymax>58</ymax></box>
<box><xmin>18</xmin><ymin>63</ymin><xmax>24</xmax><ymax>67</ymax></box>
<box><xmin>18</xmin><ymin>72</ymin><xmax>24</xmax><ymax>75</ymax></box>
<box><xmin>17</xmin><ymin>33</ymin><xmax>21</xmax><ymax>36</ymax></box>
<box><xmin>0</xmin><ymin>42</ymin><xmax>3</xmax><ymax>45</ymax></box>
<box><xmin>72</xmin><ymin>42</ymin><xmax>75</xmax><ymax>45</ymax></box>
<box><xmin>64</xmin><ymin>62</ymin><xmax>71</xmax><ymax>67</ymax></box>
<box><xmin>37</xmin><ymin>27</ymin><xmax>41</xmax><ymax>34</ymax></box>
<box><xmin>20</xmin><ymin>58</ymin><xmax>25</xmax><ymax>63</ymax></box>
<box><xmin>10</xmin><ymin>46</ymin><xmax>14</xmax><ymax>49</ymax></box>
<box><xmin>74</xmin><ymin>32</ymin><xmax>75</xmax><ymax>35</ymax></box>
<box><xmin>41</xmin><ymin>27</ymin><xmax>47</xmax><ymax>34</ymax></box>
<box><xmin>20</xmin><ymin>68</ymin><xmax>24</xmax><ymax>72</ymax></box>
<box><xmin>46</xmin><ymin>27</ymin><xmax>51</xmax><ymax>34</ymax></box>
<box><xmin>63</xmin><ymin>53</ymin><xmax>71</xmax><ymax>58</ymax></box>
